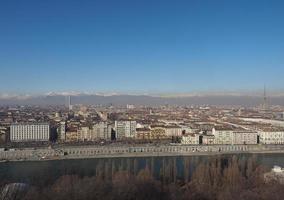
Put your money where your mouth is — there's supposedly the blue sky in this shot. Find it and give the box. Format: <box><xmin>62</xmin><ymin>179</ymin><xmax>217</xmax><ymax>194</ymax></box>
<box><xmin>0</xmin><ymin>0</ymin><xmax>284</xmax><ymax>94</ymax></box>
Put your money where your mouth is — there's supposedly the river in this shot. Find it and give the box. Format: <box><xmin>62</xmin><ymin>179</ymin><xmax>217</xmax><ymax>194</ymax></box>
<box><xmin>1</xmin><ymin>153</ymin><xmax>284</xmax><ymax>187</ymax></box>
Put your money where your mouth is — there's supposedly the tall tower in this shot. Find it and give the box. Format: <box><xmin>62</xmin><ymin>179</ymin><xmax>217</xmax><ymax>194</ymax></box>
<box><xmin>263</xmin><ymin>85</ymin><xmax>268</xmax><ymax>111</ymax></box>
<box><xmin>68</xmin><ymin>96</ymin><xmax>73</xmax><ymax>111</ymax></box>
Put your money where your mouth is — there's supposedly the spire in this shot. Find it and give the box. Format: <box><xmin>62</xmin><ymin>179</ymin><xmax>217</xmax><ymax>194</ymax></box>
<box><xmin>65</xmin><ymin>95</ymin><xmax>72</xmax><ymax>111</ymax></box>
<box><xmin>68</xmin><ymin>96</ymin><xmax>73</xmax><ymax>111</ymax></box>
<box><xmin>263</xmin><ymin>85</ymin><xmax>268</xmax><ymax>111</ymax></box>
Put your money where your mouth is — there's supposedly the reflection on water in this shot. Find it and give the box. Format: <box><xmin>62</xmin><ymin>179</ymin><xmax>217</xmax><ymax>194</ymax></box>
<box><xmin>1</xmin><ymin>153</ymin><xmax>284</xmax><ymax>187</ymax></box>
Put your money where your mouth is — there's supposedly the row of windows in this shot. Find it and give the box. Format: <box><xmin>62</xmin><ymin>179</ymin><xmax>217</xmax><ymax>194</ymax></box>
<box><xmin>66</xmin><ymin>145</ymin><xmax>253</xmax><ymax>156</ymax></box>
<box><xmin>11</xmin><ymin>132</ymin><xmax>49</xmax><ymax>140</ymax></box>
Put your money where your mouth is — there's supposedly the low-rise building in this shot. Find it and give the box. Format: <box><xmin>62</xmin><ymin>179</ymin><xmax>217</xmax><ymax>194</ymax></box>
<box><xmin>232</xmin><ymin>130</ymin><xmax>258</xmax><ymax>145</ymax></box>
<box><xmin>259</xmin><ymin>129</ymin><xmax>284</xmax><ymax>144</ymax></box>
<box><xmin>212</xmin><ymin>126</ymin><xmax>234</xmax><ymax>145</ymax></box>
<box><xmin>165</xmin><ymin>125</ymin><xmax>182</xmax><ymax>137</ymax></box>
<box><xmin>0</xmin><ymin>126</ymin><xmax>7</xmax><ymax>143</ymax></box>
<box><xmin>202</xmin><ymin>134</ymin><xmax>215</xmax><ymax>145</ymax></box>
<box><xmin>181</xmin><ymin>134</ymin><xmax>199</xmax><ymax>145</ymax></box>
<box><xmin>65</xmin><ymin>127</ymin><xmax>79</xmax><ymax>142</ymax></box>
<box><xmin>136</xmin><ymin>128</ymin><xmax>151</xmax><ymax>139</ymax></box>
<box><xmin>150</xmin><ymin>126</ymin><xmax>167</xmax><ymax>139</ymax></box>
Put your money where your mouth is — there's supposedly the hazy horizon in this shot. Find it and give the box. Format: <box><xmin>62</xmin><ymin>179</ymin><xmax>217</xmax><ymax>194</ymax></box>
<box><xmin>1</xmin><ymin>91</ymin><xmax>284</xmax><ymax>107</ymax></box>
<box><xmin>1</xmin><ymin>87</ymin><xmax>284</xmax><ymax>98</ymax></box>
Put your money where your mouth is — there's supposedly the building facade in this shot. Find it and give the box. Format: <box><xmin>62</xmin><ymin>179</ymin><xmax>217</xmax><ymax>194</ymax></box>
<box><xmin>57</xmin><ymin>122</ymin><xmax>66</xmax><ymax>141</ymax></box>
<box><xmin>164</xmin><ymin>126</ymin><xmax>182</xmax><ymax>137</ymax></box>
<box><xmin>212</xmin><ymin>127</ymin><xmax>234</xmax><ymax>145</ymax></box>
<box><xmin>202</xmin><ymin>135</ymin><xmax>215</xmax><ymax>145</ymax></box>
<box><xmin>10</xmin><ymin>123</ymin><xmax>50</xmax><ymax>142</ymax></box>
<box><xmin>232</xmin><ymin>131</ymin><xmax>258</xmax><ymax>145</ymax></box>
<box><xmin>78</xmin><ymin>127</ymin><xmax>92</xmax><ymax>141</ymax></box>
<box><xmin>136</xmin><ymin>128</ymin><xmax>151</xmax><ymax>139</ymax></box>
<box><xmin>211</xmin><ymin>127</ymin><xmax>259</xmax><ymax>145</ymax></box>
<box><xmin>150</xmin><ymin>126</ymin><xmax>167</xmax><ymax>139</ymax></box>
<box><xmin>181</xmin><ymin>134</ymin><xmax>199</xmax><ymax>145</ymax></box>
<box><xmin>65</xmin><ymin>130</ymin><xmax>78</xmax><ymax>142</ymax></box>
<box><xmin>93</xmin><ymin>122</ymin><xmax>111</xmax><ymax>140</ymax></box>
<box><xmin>259</xmin><ymin>131</ymin><xmax>284</xmax><ymax>144</ymax></box>
<box><xmin>115</xmin><ymin>121</ymin><xmax>137</xmax><ymax>138</ymax></box>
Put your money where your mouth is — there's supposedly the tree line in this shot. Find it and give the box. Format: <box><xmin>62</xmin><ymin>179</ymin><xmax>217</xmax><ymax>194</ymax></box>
<box><xmin>13</xmin><ymin>156</ymin><xmax>284</xmax><ymax>200</ymax></box>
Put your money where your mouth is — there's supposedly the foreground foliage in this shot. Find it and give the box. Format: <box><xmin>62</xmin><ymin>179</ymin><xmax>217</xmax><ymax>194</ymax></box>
<box><xmin>3</xmin><ymin>156</ymin><xmax>284</xmax><ymax>200</ymax></box>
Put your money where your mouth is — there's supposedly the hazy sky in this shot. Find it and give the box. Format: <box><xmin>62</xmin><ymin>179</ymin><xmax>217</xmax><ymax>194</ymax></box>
<box><xmin>0</xmin><ymin>0</ymin><xmax>284</xmax><ymax>94</ymax></box>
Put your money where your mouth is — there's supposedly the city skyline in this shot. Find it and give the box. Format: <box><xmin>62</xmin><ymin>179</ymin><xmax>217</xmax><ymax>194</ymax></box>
<box><xmin>1</xmin><ymin>0</ymin><xmax>284</xmax><ymax>93</ymax></box>
<box><xmin>2</xmin><ymin>1</ymin><xmax>284</xmax><ymax>199</ymax></box>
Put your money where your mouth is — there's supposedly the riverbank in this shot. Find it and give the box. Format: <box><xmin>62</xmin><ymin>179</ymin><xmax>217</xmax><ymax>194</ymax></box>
<box><xmin>2</xmin><ymin>153</ymin><xmax>284</xmax><ymax>197</ymax></box>
<box><xmin>1</xmin><ymin>144</ymin><xmax>284</xmax><ymax>162</ymax></box>
<box><xmin>33</xmin><ymin>149</ymin><xmax>284</xmax><ymax>163</ymax></box>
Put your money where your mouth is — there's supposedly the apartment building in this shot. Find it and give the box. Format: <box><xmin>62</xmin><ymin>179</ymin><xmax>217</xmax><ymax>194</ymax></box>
<box><xmin>10</xmin><ymin>123</ymin><xmax>50</xmax><ymax>142</ymax></box>
<box><xmin>212</xmin><ymin>127</ymin><xmax>234</xmax><ymax>145</ymax></box>
<box><xmin>78</xmin><ymin>127</ymin><xmax>92</xmax><ymax>141</ymax></box>
<box><xmin>181</xmin><ymin>134</ymin><xmax>199</xmax><ymax>145</ymax></box>
<box><xmin>136</xmin><ymin>128</ymin><xmax>151</xmax><ymax>139</ymax></box>
<box><xmin>115</xmin><ymin>121</ymin><xmax>136</xmax><ymax>138</ymax></box>
<box><xmin>164</xmin><ymin>125</ymin><xmax>182</xmax><ymax>137</ymax></box>
<box><xmin>232</xmin><ymin>130</ymin><xmax>258</xmax><ymax>145</ymax></box>
<box><xmin>259</xmin><ymin>128</ymin><xmax>284</xmax><ymax>144</ymax></box>
<box><xmin>93</xmin><ymin>122</ymin><xmax>111</xmax><ymax>139</ymax></box>
<box><xmin>57</xmin><ymin>122</ymin><xmax>66</xmax><ymax>141</ymax></box>
<box><xmin>150</xmin><ymin>126</ymin><xmax>167</xmax><ymax>139</ymax></box>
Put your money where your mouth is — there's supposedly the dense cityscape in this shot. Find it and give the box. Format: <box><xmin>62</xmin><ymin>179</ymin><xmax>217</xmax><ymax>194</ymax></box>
<box><xmin>1</xmin><ymin>94</ymin><xmax>284</xmax><ymax>150</ymax></box>
<box><xmin>2</xmin><ymin>0</ymin><xmax>284</xmax><ymax>199</ymax></box>
<box><xmin>2</xmin><ymin>95</ymin><xmax>284</xmax><ymax>199</ymax></box>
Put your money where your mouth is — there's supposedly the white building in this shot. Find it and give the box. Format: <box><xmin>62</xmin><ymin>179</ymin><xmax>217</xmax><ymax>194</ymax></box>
<box><xmin>259</xmin><ymin>130</ymin><xmax>284</xmax><ymax>144</ymax></box>
<box><xmin>10</xmin><ymin>123</ymin><xmax>50</xmax><ymax>142</ymax></box>
<box><xmin>78</xmin><ymin>127</ymin><xmax>92</xmax><ymax>141</ymax></box>
<box><xmin>212</xmin><ymin>127</ymin><xmax>258</xmax><ymax>145</ymax></box>
<box><xmin>165</xmin><ymin>125</ymin><xmax>182</xmax><ymax>137</ymax></box>
<box><xmin>212</xmin><ymin>127</ymin><xmax>234</xmax><ymax>145</ymax></box>
<box><xmin>93</xmin><ymin>122</ymin><xmax>111</xmax><ymax>139</ymax></box>
<box><xmin>126</xmin><ymin>104</ymin><xmax>135</xmax><ymax>109</ymax></box>
<box><xmin>57</xmin><ymin>122</ymin><xmax>66</xmax><ymax>141</ymax></box>
<box><xmin>181</xmin><ymin>134</ymin><xmax>199</xmax><ymax>145</ymax></box>
<box><xmin>202</xmin><ymin>134</ymin><xmax>215</xmax><ymax>145</ymax></box>
<box><xmin>115</xmin><ymin>121</ymin><xmax>136</xmax><ymax>138</ymax></box>
<box><xmin>232</xmin><ymin>131</ymin><xmax>258</xmax><ymax>145</ymax></box>
<box><xmin>77</xmin><ymin>123</ymin><xmax>112</xmax><ymax>141</ymax></box>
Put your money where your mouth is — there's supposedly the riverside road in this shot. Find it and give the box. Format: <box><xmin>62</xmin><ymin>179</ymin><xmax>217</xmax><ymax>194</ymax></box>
<box><xmin>1</xmin><ymin>144</ymin><xmax>284</xmax><ymax>162</ymax></box>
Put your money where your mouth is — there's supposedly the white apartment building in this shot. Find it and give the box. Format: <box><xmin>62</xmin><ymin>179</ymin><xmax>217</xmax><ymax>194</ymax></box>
<box><xmin>10</xmin><ymin>123</ymin><xmax>50</xmax><ymax>142</ymax></box>
<box><xmin>212</xmin><ymin>127</ymin><xmax>259</xmax><ymax>145</ymax></box>
<box><xmin>77</xmin><ymin>123</ymin><xmax>112</xmax><ymax>141</ymax></box>
<box><xmin>181</xmin><ymin>134</ymin><xmax>199</xmax><ymax>145</ymax></box>
<box><xmin>232</xmin><ymin>131</ymin><xmax>258</xmax><ymax>145</ymax></box>
<box><xmin>259</xmin><ymin>130</ymin><xmax>284</xmax><ymax>144</ymax></box>
<box><xmin>93</xmin><ymin>122</ymin><xmax>111</xmax><ymax>139</ymax></box>
<box><xmin>115</xmin><ymin>121</ymin><xmax>136</xmax><ymax>138</ymax></box>
<box><xmin>202</xmin><ymin>135</ymin><xmax>215</xmax><ymax>145</ymax></box>
<box><xmin>212</xmin><ymin>127</ymin><xmax>234</xmax><ymax>145</ymax></box>
<box><xmin>78</xmin><ymin>127</ymin><xmax>92</xmax><ymax>141</ymax></box>
<box><xmin>57</xmin><ymin>122</ymin><xmax>66</xmax><ymax>141</ymax></box>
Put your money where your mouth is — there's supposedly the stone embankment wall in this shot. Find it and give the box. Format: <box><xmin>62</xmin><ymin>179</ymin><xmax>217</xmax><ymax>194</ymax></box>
<box><xmin>1</xmin><ymin>145</ymin><xmax>284</xmax><ymax>161</ymax></box>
